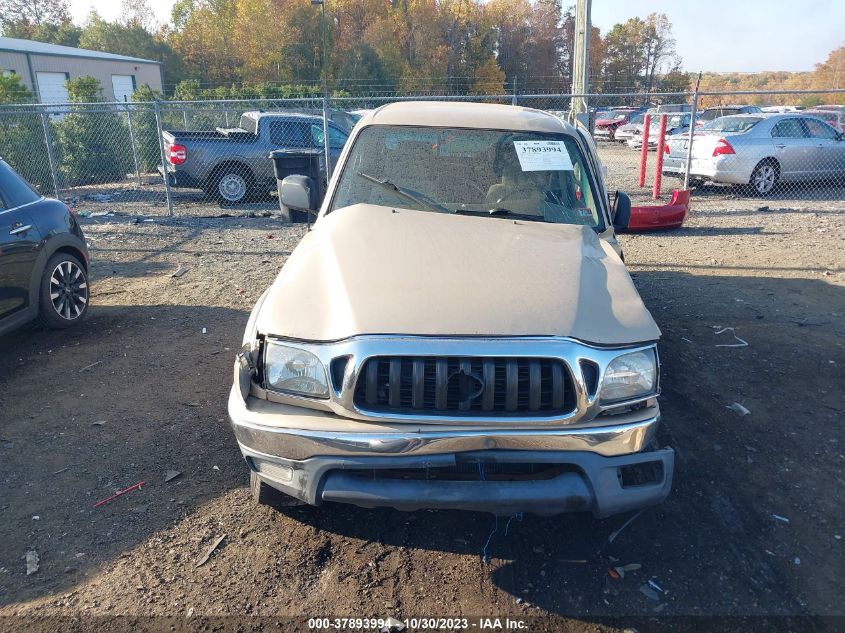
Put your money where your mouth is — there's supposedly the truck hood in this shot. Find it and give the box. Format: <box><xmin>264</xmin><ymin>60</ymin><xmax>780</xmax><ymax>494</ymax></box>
<box><xmin>256</xmin><ymin>204</ymin><xmax>660</xmax><ymax>345</ymax></box>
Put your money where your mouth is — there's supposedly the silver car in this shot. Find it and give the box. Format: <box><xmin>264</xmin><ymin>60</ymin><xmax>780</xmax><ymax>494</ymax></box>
<box><xmin>614</xmin><ymin>113</ymin><xmax>645</xmax><ymax>144</ymax></box>
<box><xmin>663</xmin><ymin>113</ymin><xmax>845</xmax><ymax>195</ymax></box>
<box><xmin>627</xmin><ymin>113</ymin><xmax>692</xmax><ymax>150</ymax></box>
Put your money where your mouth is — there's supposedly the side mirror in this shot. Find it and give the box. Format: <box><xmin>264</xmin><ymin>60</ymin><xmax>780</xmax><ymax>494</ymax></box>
<box><xmin>612</xmin><ymin>191</ymin><xmax>631</xmax><ymax>231</ymax></box>
<box><xmin>279</xmin><ymin>175</ymin><xmax>318</xmax><ymax>212</ymax></box>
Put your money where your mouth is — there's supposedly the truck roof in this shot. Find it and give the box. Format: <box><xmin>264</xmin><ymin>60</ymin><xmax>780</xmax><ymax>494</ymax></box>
<box><xmin>360</xmin><ymin>101</ymin><xmax>576</xmax><ymax>135</ymax></box>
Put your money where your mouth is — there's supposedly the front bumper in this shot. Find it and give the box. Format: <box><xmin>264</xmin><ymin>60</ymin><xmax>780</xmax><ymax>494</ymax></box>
<box><xmin>228</xmin><ymin>387</ymin><xmax>674</xmax><ymax>517</ymax></box>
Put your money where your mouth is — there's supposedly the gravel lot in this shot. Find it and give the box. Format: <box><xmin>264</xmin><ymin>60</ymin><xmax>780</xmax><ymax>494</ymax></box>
<box><xmin>0</xmin><ymin>193</ymin><xmax>843</xmax><ymax>631</ymax></box>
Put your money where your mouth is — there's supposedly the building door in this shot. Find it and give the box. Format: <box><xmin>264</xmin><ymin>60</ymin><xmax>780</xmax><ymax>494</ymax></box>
<box><xmin>35</xmin><ymin>72</ymin><xmax>70</xmax><ymax>104</ymax></box>
<box><xmin>111</xmin><ymin>75</ymin><xmax>136</xmax><ymax>103</ymax></box>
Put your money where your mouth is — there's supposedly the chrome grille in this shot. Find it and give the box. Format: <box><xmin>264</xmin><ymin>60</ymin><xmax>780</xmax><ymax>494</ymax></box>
<box><xmin>353</xmin><ymin>356</ymin><xmax>576</xmax><ymax>416</ymax></box>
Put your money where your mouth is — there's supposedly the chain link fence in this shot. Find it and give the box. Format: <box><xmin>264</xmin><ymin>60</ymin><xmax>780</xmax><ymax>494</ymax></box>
<box><xmin>1</xmin><ymin>89</ymin><xmax>843</xmax><ymax>218</ymax></box>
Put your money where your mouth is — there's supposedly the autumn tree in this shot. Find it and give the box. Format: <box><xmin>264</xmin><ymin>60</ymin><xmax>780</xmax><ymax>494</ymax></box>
<box><xmin>2</xmin><ymin>0</ymin><xmax>704</xmax><ymax>101</ymax></box>
<box><xmin>0</xmin><ymin>0</ymin><xmax>72</xmax><ymax>36</ymax></box>
<box><xmin>79</xmin><ymin>11</ymin><xmax>184</xmax><ymax>86</ymax></box>
<box><xmin>640</xmin><ymin>13</ymin><xmax>677</xmax><ymax>94</ymax></box>
<box><xmin>807</xmin><ymin>46</ymin><xmax>845</xmax><ymax>104</ymax></box>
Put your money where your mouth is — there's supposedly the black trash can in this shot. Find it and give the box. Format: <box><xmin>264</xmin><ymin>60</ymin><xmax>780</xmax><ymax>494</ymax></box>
<box><xmin>268</xmin><ymin>149</ymin><xmax>323</xmax><ymax>222</ymax></box>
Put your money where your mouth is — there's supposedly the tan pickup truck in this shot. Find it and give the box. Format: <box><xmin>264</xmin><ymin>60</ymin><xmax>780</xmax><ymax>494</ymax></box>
<box><xmin>228</xmin><ymin>101</ymin><xmax>674</xmax><ymax>517</ymax></box>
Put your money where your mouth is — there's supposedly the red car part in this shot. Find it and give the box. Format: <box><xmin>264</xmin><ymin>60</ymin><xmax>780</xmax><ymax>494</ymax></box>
<box><xmin>627</xmin><ymin>189</ymin><xmax>690</xmax><ymax>231</ymax></box>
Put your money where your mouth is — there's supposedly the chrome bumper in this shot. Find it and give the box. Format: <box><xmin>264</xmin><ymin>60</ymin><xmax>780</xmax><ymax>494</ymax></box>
<box><xmin>228</xmin><ymin>387</ymin><xmax>674</xmax><ymax>516</ymax></box>
<box><xmin>228</xmin><ymin>387</ymin><xmax>659</xmax><ymax>461</ymax></box>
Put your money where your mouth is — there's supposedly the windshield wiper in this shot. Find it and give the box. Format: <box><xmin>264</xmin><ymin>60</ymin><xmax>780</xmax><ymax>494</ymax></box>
<box><xmin>357</xmin><ymin>172</ymin><xmax>449</xmax><ymax>213</ymax></box>
<box><xmin>454</xmin><ymin>208</ymin><xmax>545</xmax><ymax>222</ymax></box>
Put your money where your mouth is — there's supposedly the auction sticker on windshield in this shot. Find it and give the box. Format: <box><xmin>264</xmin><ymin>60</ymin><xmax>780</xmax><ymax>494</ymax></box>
<box><xmin>513</xmin><ymin>140</ymin><xmax>574</xmax><ymax>171</ymax></box>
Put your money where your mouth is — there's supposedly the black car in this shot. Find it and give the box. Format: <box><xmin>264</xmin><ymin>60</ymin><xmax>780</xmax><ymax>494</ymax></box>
<box><xmin>0</xmin><ymin>158</ymin><xmax>89</xmax><ymax>336</ymax></box>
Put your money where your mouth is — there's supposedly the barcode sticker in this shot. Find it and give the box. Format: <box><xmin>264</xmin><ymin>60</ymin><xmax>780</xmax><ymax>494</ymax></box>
<box><xmin>513</xmin><ymin>140</ymin><xmax>574</xmax><ymax>171</ymax></box>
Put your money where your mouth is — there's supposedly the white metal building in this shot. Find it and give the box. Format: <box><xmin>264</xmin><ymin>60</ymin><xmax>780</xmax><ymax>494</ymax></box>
<box><xmin>0</xmin><ymin>37</ymin><xmax>163</xmax><ymax>104</ymax></box>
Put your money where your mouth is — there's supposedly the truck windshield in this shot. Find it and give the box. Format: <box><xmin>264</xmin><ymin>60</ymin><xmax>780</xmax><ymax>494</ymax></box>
<box><xmin>330</xmin><ymin>126</ymin><xmax>604</xmax><ymax>229</ymax></box>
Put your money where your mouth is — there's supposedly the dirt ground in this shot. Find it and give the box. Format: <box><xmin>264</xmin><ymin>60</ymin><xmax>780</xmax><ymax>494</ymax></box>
<box><xmin>0</xmin><ymin>193</ymin><xmax>843</xmax><ymax>631</ymax></box>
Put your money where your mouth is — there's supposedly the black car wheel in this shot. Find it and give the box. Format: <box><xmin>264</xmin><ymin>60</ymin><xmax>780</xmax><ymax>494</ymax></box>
<box><xmin>38</xmin><ymin>253</ymin><xmax>89</xmax><ymax>328</ymax></box>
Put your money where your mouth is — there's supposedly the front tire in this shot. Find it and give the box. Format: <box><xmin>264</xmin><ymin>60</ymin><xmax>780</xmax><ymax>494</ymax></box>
<box><xmin>750</xmin><ymin>160</ymin><xmax>779</xmax><ymax>196</ymax></box>
<box><xmin>38</xmin><ymin>253</ymin><xmax>89</xmax><ymax>329</ymax></box>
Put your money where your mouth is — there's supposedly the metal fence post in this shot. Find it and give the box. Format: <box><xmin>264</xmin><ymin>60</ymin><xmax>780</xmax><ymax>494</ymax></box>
<box><xmin>154</xmin><ymin>101</ymin><xmax>174</xmax><ymax>217</ymax></box>
<box><xmin>684</xmin><ymin>75</ymin><xmax>702</xmax><ymax>190</ymax></box>
<box><xmin>512</xmin><ymin>75</ymin><xmax>518</xmax><ymax>106</ymax></box>
<box><xmin>39</xmin><ymin>110</ymin><xmax>60</xmax><ymax>198</ymax></box>
<box><xmin>683</xmin><ymin>94</ymin><xmax>700</xmax><ymax>190</ymax></box>
<box><xmin>124</xmin><ymin>101</ymin><xmax>142</xmax><ymax>187</ymax></box>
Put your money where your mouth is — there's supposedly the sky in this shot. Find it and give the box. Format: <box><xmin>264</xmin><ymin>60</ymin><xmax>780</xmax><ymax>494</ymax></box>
<box><xmin>68</xmin><ymin>0</ymin><xmax>845</xmax><ymax>73</ymax></box>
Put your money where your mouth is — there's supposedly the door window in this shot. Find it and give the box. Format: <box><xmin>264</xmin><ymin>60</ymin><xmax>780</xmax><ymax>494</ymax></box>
<box><xmin>0</xmin><ymin>160</ymin><xmax>40</xmax><ymax>209</ymax></box>
<box><xmin>803</xmin><ymin>118</ymin><xmax>838</xmax><ymax>139</ymax></box>
<box><xmin>771</xmin><ymin>119</ymin><xmax>806</xmax><ymax>138</ymax></box>
<box><xmin>269</xmin><ymin>120</ymin><xmax>310</xmax><ymax>147</ymax></box>
<box><xmin>311</xmin><ymin>124</ymin><xmax>348</xmax><ymax>149</ymax></box>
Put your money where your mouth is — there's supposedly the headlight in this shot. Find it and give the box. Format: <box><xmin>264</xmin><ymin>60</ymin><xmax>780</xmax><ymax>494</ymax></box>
<box><xmin>264</xmin><ymin>341</ymin><xmax>329</xmax><ymax>398</ymax></box>
<box><xmin>600</xmin><ymin>350</ymin><xmax>656</xmax><ymax>403</ymax></box>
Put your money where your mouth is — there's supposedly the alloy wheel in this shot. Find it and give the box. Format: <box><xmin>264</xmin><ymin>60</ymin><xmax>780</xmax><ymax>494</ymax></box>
<box><xmin>753</xmin><ymin>164</ymin><xmax>776</xmax><ymax>194</ymax></box>
<box><xmin>50</xmin><ymin>260</ymin><xmax>88</xmax><ymax>321</ymax></box>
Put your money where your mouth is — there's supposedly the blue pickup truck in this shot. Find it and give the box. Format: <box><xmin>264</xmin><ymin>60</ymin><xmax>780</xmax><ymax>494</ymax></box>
<box><xmin>160</xmin><ymin>111</ymin><xmax>351</xmax><ymax>204</ymax></box>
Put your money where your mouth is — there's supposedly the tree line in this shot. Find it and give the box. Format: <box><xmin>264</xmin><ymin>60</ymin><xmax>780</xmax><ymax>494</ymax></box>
<box><xmin>1</xmin><ymin>0</ymin><xmax>687</xmax><ymax>97</ymax></box>
<box><xmin>1</xmin><ymin>0</ymin><xmax>841</xmax><ymax>105</ymax></box>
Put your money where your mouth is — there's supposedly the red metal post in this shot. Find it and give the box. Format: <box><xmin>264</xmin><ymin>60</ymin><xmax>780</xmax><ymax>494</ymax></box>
<box><xmin>638</xmin><ymin>113</ymin><xmax>651</xmax><ymax>187</ymax></box>
<box><xmin>652</xmin><ymin>114</ymin><xmax>668</xmax><ymax>199</ymax></box>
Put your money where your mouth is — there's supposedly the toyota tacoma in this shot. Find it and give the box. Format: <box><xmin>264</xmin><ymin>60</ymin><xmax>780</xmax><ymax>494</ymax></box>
<box><xmin>228</xmin><ymin>101</ymin><xmax>674</xmax><ymax>517</ymax></box>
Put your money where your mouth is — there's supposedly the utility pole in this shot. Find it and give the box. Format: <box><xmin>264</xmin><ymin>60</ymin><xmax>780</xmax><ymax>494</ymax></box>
<box><xmin>312</xmin><ymin>0</ymin><xmax>332</xmax><ymax>181</ymax></box>
<box><xmin>570</xmin><ymin>0</ymin><xmax>592</xmax><ymax>120</ymax></box>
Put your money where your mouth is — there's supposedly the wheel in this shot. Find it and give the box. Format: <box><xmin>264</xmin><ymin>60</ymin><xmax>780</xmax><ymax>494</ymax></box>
<box><xmin>749</xmin><ymin>160</ymin><xmax>779</xmax><ymax>196</ymax></box>
<box><xmin>38</xmin><ymin>253</ymin><xmax>89</xmax><ymax>329</ymax></box>
<box><xmin>250</xmin><ymin>470</ymin><xmax>305</xmax><ymax>509</ymax></box>
<box><xmin>212</xmin><ymin>167</ymin><xmax>253</xmax><ymax>204</ymax></box>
